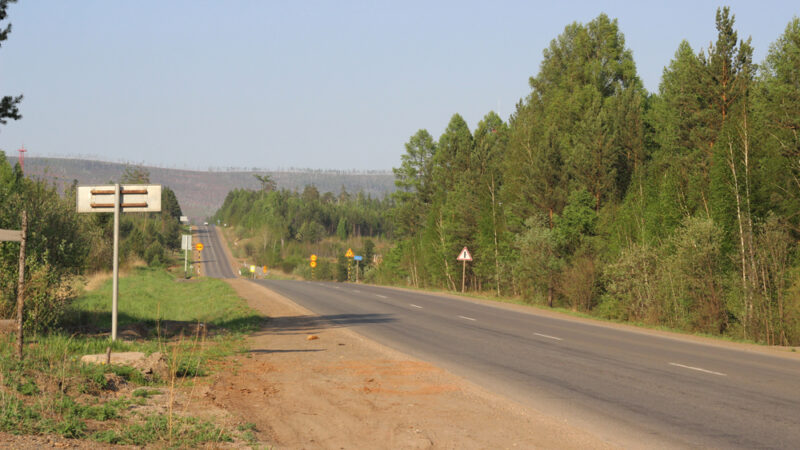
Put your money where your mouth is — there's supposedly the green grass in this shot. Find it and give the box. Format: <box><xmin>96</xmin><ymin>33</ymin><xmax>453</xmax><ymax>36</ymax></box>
<box><xmin>0</xmin><ymin>266</ymin><xmax>263</xmax><ymax>446</ymax></box>
<box><xmin>70</xmin><ymin>266</ymin><xmax>259</xmax><ymax>331</ymax></box>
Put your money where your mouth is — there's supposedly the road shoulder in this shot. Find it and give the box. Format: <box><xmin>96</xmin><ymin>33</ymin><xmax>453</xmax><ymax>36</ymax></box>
<box><xmin>203</xmin><ymin>279</ymin><xmax>615</xmax><ymax>449</ymax></box>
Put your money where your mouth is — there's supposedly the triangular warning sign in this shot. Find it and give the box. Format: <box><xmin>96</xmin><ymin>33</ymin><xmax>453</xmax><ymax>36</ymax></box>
<box><xmin>456</xmin><ymin>246</ymin><xmax>472</xmax><ymax>261</ymax></box>
<box><xmin>345</xmin><ymin>248</ymin><xmax>354</xmax><ymax>258</ymax></box>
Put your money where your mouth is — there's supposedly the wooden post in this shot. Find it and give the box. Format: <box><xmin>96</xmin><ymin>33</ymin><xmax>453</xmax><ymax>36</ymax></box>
<box><xmin>16</xmin><ymin>211</ymin><xmax>27</xmax><ymax>360</ymax></box>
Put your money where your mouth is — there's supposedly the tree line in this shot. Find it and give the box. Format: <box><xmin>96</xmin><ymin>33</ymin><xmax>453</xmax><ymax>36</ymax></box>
<box><xmin>379</xmin><ymin>9</ymin><xmax>800</xmax><ymax>345</ymax></box>
<box><xmin>212</xmin><ymin>179</ymin><xmax>391</xmax><ymax>275</ymax></box>
<box><xmin>0</xmin><ymin>154</ymin><xmax>185</xmax><ymax>331</ymax></box>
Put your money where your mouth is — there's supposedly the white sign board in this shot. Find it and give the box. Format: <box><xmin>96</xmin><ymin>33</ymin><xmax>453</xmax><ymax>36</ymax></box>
<box><xmin>0</xmin><ymin>229</ymin><xmax>23</xmax><ymax>242</ymax></box>
<box><xmin>456</xmin><ymin>247</ymin><xmax>473</xmax><ymax>261</ymax></box>
<box><xmin>76</xmin><ymin>185</ymin><xmax>162</xmax><ymax>213</ymax></box>
<box><xmin>181</xmin><ymin>234</ymin><xmax>192</xmax><ymax>251</ymax></box>
<box><xmin>180</xmin><ymin>216</ymin><xmax>188</xmax><ymax>223</ymax></box>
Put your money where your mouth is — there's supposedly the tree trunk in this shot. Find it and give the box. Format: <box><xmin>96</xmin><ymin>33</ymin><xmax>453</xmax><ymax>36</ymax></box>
<box><xmin>16</xmin><ymin>211</ymin><xmax>27</xmax><ymax>360</ymax></box>
<box><xmin>728</xmin><ymin>142</ymin><xmax>750</xmax><ymax>338</ymax></box>
<box><xmin>489</xmin><ymin>175</ymin><xmax>501</xmax><ymax>296</ymax></box>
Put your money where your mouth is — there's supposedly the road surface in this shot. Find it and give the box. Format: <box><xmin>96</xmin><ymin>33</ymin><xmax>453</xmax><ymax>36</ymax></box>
<box><xmin>253</xmin><ymin>279</ymin><xmax>800</xmax><ymax>449</ymax></box>
<box><xmin>195</xmin><ymin>225</ymin><xmax>235</xmax><ymax>279</ymax></box>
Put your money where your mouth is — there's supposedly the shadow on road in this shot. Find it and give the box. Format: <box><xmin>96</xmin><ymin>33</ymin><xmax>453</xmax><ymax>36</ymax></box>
<box><xmin>253</xmin><ymin>313</ymin><xmax>396</xmax><ymax>336</ymax></box>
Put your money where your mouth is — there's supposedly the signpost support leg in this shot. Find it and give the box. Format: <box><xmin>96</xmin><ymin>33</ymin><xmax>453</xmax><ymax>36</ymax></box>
<box><xmin>184</xmin><ymin>249</ymin><xmax>188</xmax><ymax>278</ymax></box>
<box><xmin>111</xmin><ymin>183</ymin><xmax>120</xmax><ymax>342</ymax></box>
<box><xmin>461</xmin><ymin>260</ymin><xmax>466</xmax><ymax>293</ymax></box>
<box><xmin>356</xmin><ymin>261</ymin><xmax>359</xmax><ymax>283</ymax></box>
<box><xmin>16</xmin><ymin>211</ymin><xmax>27</xmax><ymax>360</ymax></box>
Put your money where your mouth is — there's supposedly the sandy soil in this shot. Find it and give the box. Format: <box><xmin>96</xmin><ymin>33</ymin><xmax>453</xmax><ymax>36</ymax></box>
<box><xmin>197</xmin><ymin>279</ymin><xmax>615</xmax><ymax>449</ymax></box>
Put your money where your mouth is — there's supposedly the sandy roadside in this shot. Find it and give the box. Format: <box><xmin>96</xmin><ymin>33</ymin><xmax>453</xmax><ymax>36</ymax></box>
<box><xmin>195</xmin><ymin>278</ymin><xmax>616</xmax><ymax>449</ymax></box>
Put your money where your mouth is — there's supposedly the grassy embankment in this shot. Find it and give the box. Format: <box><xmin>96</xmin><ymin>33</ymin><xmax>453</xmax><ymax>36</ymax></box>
<box><xmin>0</xmin><ymin>266</ymin><xmax>261</xmax><ymax>447</ymax></box>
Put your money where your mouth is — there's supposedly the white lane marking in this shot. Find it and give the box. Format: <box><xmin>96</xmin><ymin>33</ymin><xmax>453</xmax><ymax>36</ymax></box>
<box><xmin>410</xmin><ymin>304</ymin><xmax>423</xmax><ymax>309</ymax></box>
<box><xmin>353</xmin><ymin>289</ymin><xmax>361</xmax><ymax>293</ymax></box>
<box><xmin>458</xmin><ymin>315</ymin><xmax>476</xmax><ymax>321</ymax></box>
<box><xmin>376</xmin><ymin>294</ymin><xmax>388</xmax><ymax>299</ymax></box>
<box><xmin>669</xmin><ymin>362</ymin><xmax>727</xmax><ymax>377</ymax></box>
<box><xmin>534</xmin><ymin>332</ymin><xmax>563</xmax><ymax>341</ymax></box>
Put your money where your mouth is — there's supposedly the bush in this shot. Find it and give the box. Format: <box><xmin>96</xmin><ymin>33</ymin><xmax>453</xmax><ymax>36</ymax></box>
<box><xmin>144</xmin><ymin>241</ymin><xmax>165</xmax><ymax>267</ymax></box>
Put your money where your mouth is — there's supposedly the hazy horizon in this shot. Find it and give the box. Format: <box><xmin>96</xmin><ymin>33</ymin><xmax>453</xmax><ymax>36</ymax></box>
<box><xmin>1</xmin><ymin>1</ymin><xmax>798</xmax><ymax>171</ymax></box>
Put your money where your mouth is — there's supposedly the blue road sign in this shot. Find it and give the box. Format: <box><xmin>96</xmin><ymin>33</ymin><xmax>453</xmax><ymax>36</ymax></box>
<box><xmin>353</xmin><ymin>255</ymin><xmax>363</xmax><ymax>261</ymax></box>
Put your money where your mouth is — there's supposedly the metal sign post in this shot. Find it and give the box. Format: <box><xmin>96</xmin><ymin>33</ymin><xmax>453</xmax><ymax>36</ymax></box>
<box><xmin>456</xmin><ymin>247</ymin><xmax>473</xmax><ymax>293</ymax></box>
<box><xmin>345</xmin><ymin>248</ymin><xmax>354</xmax><ymax>281</ymax></box>
<box><xmin>354</xmin><ymin>255</ymin><xmax>363</xmax><ymax>283</ymax></box>
<box><xmin>77</xmin><ymin>184</ymin><xmax>162</xmax><ymax>341</ymax></box>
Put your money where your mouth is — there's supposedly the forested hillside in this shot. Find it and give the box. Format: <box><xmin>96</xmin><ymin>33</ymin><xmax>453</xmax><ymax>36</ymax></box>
<box><xmin>8</xmin><ymin>157</ymin><xmax>395</xmax><ymax>221</ymax></box>
<box><xmin>216</xmin><ymin>8</ymin><xmax>800</xmax><ymax>346</ymax></box>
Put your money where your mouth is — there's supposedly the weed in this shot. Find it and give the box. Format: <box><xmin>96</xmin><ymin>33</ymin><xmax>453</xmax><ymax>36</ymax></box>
<box><xmin>0</xmin><ymin>267</ymin><xmax>260</xmax><ymax>447</ymax></box>
<box><xmin>132</xmin><ymin>387</ymin><xmax>161</xmax><ymax>398</ymax></box>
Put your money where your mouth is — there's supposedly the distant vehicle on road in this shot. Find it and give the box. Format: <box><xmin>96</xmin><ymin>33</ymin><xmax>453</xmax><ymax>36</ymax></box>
<box><xmin>204</xmin><ymin>222</ymin><xmax>208</xmax><ymax>226</ymax></box>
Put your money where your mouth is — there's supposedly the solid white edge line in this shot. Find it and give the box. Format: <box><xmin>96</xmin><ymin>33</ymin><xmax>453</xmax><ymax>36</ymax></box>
<box><xmin>410</xmin><ymin>304</ymin><xmax>423</xmax><ymax>309</ymax></box>
<box><xmin>669</xmin><ymin>362</ymin><xmax>727</xmax><ymax>376</ymax></box>
<box><xmin>534</xmin><ymin>332</ymin><xmax>563</xmax><ymax>341</ymax></box>
<box><xmin>458</xmin><ymin>315</ymin><xmax>476</xmax><ymax>321</ymax></box>
<box><xmin>376</xmin><ymin>294</ymin><xmax>388</xmax><ymax>299</ymax></box>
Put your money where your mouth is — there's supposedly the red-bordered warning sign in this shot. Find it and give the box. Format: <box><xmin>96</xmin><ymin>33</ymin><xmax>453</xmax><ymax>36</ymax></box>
<box><xmin>456</xmin><ymin>247</ymin><xmax>472</xmax><ymax>261</ymax></box>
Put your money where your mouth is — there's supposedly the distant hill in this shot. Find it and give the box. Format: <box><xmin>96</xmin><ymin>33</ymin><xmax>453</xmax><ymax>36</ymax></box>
<box><xmin>6</xmin><ymin>157</ymin><xmax>396</xmax><ymax>222</ymax></box>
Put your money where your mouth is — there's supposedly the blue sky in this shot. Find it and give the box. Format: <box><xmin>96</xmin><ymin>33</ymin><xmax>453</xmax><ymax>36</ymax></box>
<box><xmin>1</xmin><ymin>1</ymin><xmax>798</xmax><ymax>171</ymax></box>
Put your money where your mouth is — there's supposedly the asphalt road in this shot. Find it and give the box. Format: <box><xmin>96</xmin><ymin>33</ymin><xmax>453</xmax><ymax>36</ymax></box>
<box><xmin>194</xmin><ymin>225</ymin><xmax>235</xmax><ymax>279</ymax></box>
<box><xmin>252</xmin><ymin>279</ymin><xmax>800</xmax><ymax>449</ymax></box>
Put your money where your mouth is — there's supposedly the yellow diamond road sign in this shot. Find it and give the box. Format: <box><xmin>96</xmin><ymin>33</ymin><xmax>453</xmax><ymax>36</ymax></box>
<box><xmin>310</xmin><ymin>254</ymin><xmax>318</xmax><ymax>262</ymax></box>
<box><xmin>345</xmin><ymin>248</ymin><xmax>354</xmax><ymax>258</ymax></box>
<box><xmin>195</xmin><ymin>242</ymin><xmax>204</xmax><ymax>251</ymax></box>
<box><xmin>310</xmin><ymin>261</ymin><xmax>317</xmax><ymax>268</ymax></box>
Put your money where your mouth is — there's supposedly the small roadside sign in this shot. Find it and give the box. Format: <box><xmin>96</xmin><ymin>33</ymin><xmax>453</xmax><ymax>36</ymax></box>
<box><xmin>345</xmin><ymin>248</ymin><xmax>354</xmax><ymax>258</ymax></box>
<box><xmin>263</xmin><ymin>265</ymin><xmax>267</xmax><ymax>272</ymax></box>
<box><xmin>310</xmin><ymin>260</ymin><xmax>317</xmax><ymax>268</ymax></box>
<box><xmin>353</xmin><ymin>255</ymin><xmax>363</xmax><ymax>261</ymax></box>
<box><xmin>310</xmin><ymin>254</ymin><xmax>318</xmax><ymax>262</ymax></box>
<box><xmin>76</xmin><ymin>185</ymin><xmax>162</xmax><ymax>213</ymax></box>
<box><xmin>181</xmin><ymin>234</ymin><xmax>192</xmax><ymax>251</ymax></box>
<box><xmin>457</xmin><ymin>247</ymin><xmax>472</xmax><ymax>261</ymax></box>
<box><xmin>179</xmin><ymin>216</ymin><xmax>188</xmax><ymax>224</ymax></box>
<box><xmin>195</xmin><ymin>242</ymin><xmax>204</xmax><ymax>251</ymax></box>
<box><xmin>457</xmin><ymin>246</ymin><xmax>472</xmax><ymax>293</ymax></box>
<box><xmin>250</xmin><ymin>265</ymin><xmax>256</xmax><ymax>273</ymax></box>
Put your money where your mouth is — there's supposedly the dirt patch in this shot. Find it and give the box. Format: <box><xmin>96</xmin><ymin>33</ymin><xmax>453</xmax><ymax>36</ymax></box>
<box><xmin>197</xmin><ymin>279</ymin><xmax>614</xmax><ymax>449</ymax></box>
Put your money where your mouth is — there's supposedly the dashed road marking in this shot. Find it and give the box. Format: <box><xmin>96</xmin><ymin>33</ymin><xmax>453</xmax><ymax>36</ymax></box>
<box><xmin>376</xmin><ymin>294</ymin><xmax>388</xmax><ymax>299</ymax></box>
<box><xmin>458</xmin><ymin>315</ymin><xmax>476</xmax><ymax>321</ymax></box>
<box><xmin>353</xmin><ymin>289</ymin><xmax>361</xmax><ymax>293</ymax></box>
<box><xmin>534</xmin><ymin>333</ymin><xmax>563</xmax><ymax>341</ymax></box>
<box><xmin>410</xmin><ymin>304</ymin><xmax>423</xmax><ymax>309</ymax></box>
<box><xmin>669</xmin><ymin>362</ymin><xmax>727</xmax><ymax>376</ymax></box>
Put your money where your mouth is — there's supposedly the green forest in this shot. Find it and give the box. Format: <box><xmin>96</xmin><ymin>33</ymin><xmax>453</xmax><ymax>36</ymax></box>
<box><xmin>215</xmin><ymin>9</ymin><xmax>800</xmax><ymax>346</ymax></box>
<box><xmin>0</xmin><ymin>155</ymin><xmax>186</xmax><ymax>331</ymax></box>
